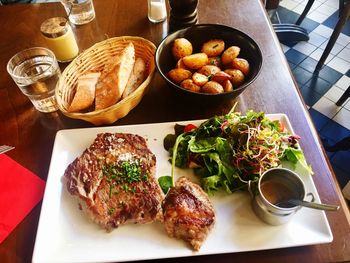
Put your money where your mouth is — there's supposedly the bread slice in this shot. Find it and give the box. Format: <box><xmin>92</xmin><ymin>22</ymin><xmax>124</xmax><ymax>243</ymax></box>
<box><xmin>122</xmin><ymin>57</ymin><xmax>146</xmax><ymax>99</ymax></box>
<box><xmin>68</xmin><ymin>72</ymin><xmax>101</xmax><ymax>113</ymax></box>
<box><xmin>95</xmin><ymin>43</ymin><xmax>135</xmax><ymax>110</ymax></box>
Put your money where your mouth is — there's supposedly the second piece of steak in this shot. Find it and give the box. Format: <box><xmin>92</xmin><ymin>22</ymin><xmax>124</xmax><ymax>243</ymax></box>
<box><xmin>64</xmin><ymin>133</ymin><xmax>164</xmax><ymax>231</ymax></box>
<box><xmin>162</xmin><ymin>177</ymin><xmax>215</xmax><ymax>251</ymax></box>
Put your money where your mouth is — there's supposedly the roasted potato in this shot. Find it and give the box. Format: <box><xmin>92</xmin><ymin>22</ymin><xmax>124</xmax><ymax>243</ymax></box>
<box><xmin>201</xmin><ymin>39</ymin><xmax>225</xmax><ymax>57</ymax></box>
<box><xmin>176</xmin><ymin>58</ymin><xmax>188</xmax><ymax>69</ymax></box>
<box><xmin>172</xmin><ymin>38</ymin><xmax>193</xmax><ymax>60</ymax></box>
<box><xmin>222</xmin><ymin>79</ymin><xmax>233</xmax><ymax>92</ymax></box>
<box><xmin>221</xmin><ymin>46</ymin><xmax>240</xmax><ymax>66</ymax></box>
<box><xmin>232</xmin><ymin>58</ymin><xmax>250</xmax><ymax>76</ymax></box>
<box><xmin>207</xmin><ymin>56</ymin><xmax>222</xmax><ymax>67</ymax></box>
<box><xmin>211</xmin><ymin>71</ymin><xmax>232</xmax><ymax>83</ymax></box>
<box><xmin>224</xmin><ymin>69</ymin><xmax>245</xmax><ymax>87</ymax></box>
<box><xmin>201</xmin><ymin>81</ymin><xmax>224</xmax><ymax>94</ymax></box>
<box><xmin>182</xmin><ymin>53</ymin><xmax>209</xmax><ymax>70</ymax></box>
<box><xmin>197</xmin><ymin>65</ymin><xmax>221</xmax><ymax>77</ymax></box>
<box><xmin>181</xmin><ymin>79</ymin><xmax>201</xmax><ymax>92</ymax></box>
<box><xmin>168</xmin><ymin>68</ymin><xmax>192</xmax><ymax>84</ymax></box>
<box><xmin>192</xmin><ymin>72</ymin><xmax>209</xmax><ymax>86</ymax></box>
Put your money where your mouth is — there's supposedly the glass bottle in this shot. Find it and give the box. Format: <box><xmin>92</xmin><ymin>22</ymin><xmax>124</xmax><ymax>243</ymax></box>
<box><xmin>40</xmin><ymin>17</ymin><xmax>79</xmax><ymax>63</ymax></box>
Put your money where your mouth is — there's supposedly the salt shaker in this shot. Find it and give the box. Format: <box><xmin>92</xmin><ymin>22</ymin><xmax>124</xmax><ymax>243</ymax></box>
<box><xmin>40</xmin><ymin>17</ymin><xmax>79</xmax><ymax>63</ymax></box>
<box><xmin>148</xmin><ymin>0</ymin><xmax>167</xmax><ymax>23</ymax></box>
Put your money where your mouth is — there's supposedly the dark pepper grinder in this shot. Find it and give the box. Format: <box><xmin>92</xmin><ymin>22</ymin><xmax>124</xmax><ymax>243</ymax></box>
<box><xmin>168</xmin><ymin>0</ymin><xmax>198</xmax><ymax>32</ymax></box>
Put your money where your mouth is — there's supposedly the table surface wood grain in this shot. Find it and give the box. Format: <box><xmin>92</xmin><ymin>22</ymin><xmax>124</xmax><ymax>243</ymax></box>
<box><xmin>0</xmin><ymin>0</ymin><xmax>349</xmax><ymax>262</ymax></box>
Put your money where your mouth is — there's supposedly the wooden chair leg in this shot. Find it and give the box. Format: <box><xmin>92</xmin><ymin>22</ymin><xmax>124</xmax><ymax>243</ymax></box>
<box><xmin>315</xmin><ymin>1</ymin><xmax>350</xmax><ymax>71</ymax></box>
<box><xmin>336</xmin><ymin>86</ymin><xmax>350</xmax><ymax>106</ymax></box>
<box><xmin>339</xmin><ymin>0</ymin><xmax>344</xmax><ymax>18</ymax></box>
<box><xmin>296</xmin><ymin>0</ymin><xmax>315</xmax><ymax>25</ymax></box>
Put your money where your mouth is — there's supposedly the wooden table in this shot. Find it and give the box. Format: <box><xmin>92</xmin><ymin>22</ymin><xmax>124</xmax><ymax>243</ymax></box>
<box><xmin>0</xmin><ymin>0</ymin><xmax>349</xmax><ymax>262</ymax></box>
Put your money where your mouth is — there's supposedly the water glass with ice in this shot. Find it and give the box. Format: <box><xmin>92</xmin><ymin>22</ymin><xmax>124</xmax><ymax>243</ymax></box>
<box><xmin>60</xmin><ymin>0</ymin><xmax>95</xmax><ymax>25</ymax></box>
<box><xmin>7</xmin><ymin>47</ymin><xmax>61</xmax><ymax>113</ymax></box>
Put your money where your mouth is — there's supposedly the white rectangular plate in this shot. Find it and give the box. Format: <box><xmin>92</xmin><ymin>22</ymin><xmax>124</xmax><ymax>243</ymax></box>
<box><xmin>32</xmin><ymin>114</ymin><xmax>332</xmax><ymax>263</ymax></box>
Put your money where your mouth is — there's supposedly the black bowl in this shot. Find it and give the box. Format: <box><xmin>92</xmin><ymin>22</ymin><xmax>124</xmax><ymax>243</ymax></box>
<box><xmin>155</xmin><ymin>24</ymin><xmax>263</xmax><ymax>99</ymax></box>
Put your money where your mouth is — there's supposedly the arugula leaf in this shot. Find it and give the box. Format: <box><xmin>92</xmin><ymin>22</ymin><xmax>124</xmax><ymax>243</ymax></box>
<box><xmin>283</xmin><ymin>147</ymin><xmax>314</xmax><ymax>175</ymax></box>
<box><xmin>158</xmin><ymin>176</ymin><xmax>173</xmax><ymax>194</ymax></box>
<box><xmin>215</xmin><ymin>137</ymin><xmax>232</xmax><ymax>164</ymax></box>
<box><xmin>170</xmin><ymin>133</ymin><xmax>186</xmax><ymax>186</ymax></box>
<box><xmin>284</xmin><ymin>147</ymin><xmax>301</xmax><ymax>163</ymax></box>
<box><xmin>189</xmin><ymin>137</ymin><xmax>217</xmax><ymax>153</ymax></box>
<box><xmin>163</xmin><ymin>134</ymin><xmax>177</xmax><ymax>151</ymax></box>
<box><xmin>202</xmin><ymin>175</ymin><xmax>221</xmax><ymax>194</ymax></box>
<box><xmin>170</xmin><ymin>135</ymin><xmax>191</xmax><ymax>168</ymax></box>
<box><xmin>195</xmin><ymin>116</ymin><xmax>223</xmax><ymax>138</ymax></box>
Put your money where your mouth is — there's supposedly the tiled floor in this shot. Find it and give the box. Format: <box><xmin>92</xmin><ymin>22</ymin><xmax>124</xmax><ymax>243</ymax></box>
<box><xmin>274</xmin><ymin>0</ymin><xmax>350</xmax><ymax>201</ymax></box>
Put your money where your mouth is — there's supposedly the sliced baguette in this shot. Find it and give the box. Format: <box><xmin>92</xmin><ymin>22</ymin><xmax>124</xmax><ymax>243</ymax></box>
<box><xmin>122</xmin><ymin>57</ymin><xmax>146</xmax><ymax>99</ymax></box>
<box><xmin>68</xmin><ymin>72</ymin><xmax>101</xmax><ymax>113</ymax></box>
<box><xmin>95</xmin><ymin>43</ymin><xmax>135</xmax><ymax>110</ymax></box>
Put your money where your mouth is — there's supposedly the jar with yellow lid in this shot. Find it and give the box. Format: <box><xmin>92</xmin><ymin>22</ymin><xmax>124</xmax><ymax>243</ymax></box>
<box><xmin>40</xmin><ymin>17</ymin><xmax>79</xmax><ymax>63</ymax></box>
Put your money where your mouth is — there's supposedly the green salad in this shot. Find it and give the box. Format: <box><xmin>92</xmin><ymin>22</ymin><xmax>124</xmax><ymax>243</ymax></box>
<box><xmin>160</xmin><ymin>110</ymin><xmax>312</xmax><ymax>195</ymax></box>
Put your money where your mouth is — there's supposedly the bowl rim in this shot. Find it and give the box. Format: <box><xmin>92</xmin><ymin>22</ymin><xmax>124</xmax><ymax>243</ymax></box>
<box><xmin>155</xmin><ymin>23</ymin><xmax>263</xmax><ymax>96</ymax></box>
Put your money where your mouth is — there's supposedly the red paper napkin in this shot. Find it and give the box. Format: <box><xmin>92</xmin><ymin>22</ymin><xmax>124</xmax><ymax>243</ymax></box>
<box><xmin>0</xmin><ymin>154</ymin><xmax>45</xmax><ymax>244</ymax></box>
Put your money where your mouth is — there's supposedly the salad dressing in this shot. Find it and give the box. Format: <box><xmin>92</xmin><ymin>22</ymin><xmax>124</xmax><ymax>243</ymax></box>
<box><xmin>260</xmin><ymin>180</ymin><xmax>297</xmax><ymax>207</ymax></box>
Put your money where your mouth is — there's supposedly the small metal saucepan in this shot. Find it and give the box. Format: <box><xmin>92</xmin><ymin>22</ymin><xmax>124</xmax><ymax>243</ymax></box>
<box><xmin>248</xmin><ymin>167</ymin><xmax>314</xmax><ymax>225</ymax></box>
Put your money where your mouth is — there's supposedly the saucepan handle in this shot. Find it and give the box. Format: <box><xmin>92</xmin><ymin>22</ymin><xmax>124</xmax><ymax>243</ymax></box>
<box><xmin>306</xmin><ymin>192</ymin><xmax>315</xmax><ymax>202</ymax></box>
<box><xmin>248</xmin><ymin>180</ymin><xmax>255</xmax><ymax>198</ymax></box>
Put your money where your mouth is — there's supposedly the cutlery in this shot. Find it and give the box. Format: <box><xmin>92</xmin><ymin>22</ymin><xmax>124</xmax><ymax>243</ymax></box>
<box><xmin>0</xmin><ymin>145</ymin><xmax>15</xmax><ymax>155</ymax></box>
<box><xmin>277</xmin><ymin>199</ymin><xmax>340</xmax><ymax>211</ymax></box>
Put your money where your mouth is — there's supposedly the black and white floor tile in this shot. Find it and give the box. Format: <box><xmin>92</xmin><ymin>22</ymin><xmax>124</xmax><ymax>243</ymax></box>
<box><xmin>276</xmin><ymin>0</ymin><xmax>350</xmax><ymax>200</ymax></box>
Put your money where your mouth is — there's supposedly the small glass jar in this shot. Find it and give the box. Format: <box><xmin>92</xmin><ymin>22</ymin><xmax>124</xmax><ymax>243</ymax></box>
<box><xmin>40</xmin><ymin>17</ymin><xmax>79</xmax><ymax>63</ymax></box>
<box><xmin>148</xmin><ymin>0</ymin><xmax>167</xmax><ymax>23</ymax></box>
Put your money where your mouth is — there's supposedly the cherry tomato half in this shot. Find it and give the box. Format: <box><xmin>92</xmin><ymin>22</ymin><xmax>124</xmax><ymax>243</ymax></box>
<box><xmin>278</xmin><ymin>121</ymin><xmax>285</xmax><ymax>132</ymax></box>
<box><xmin>184</xmin><ymin>124</ymin><xmax>197</xmax><ymax>133</ymax></box>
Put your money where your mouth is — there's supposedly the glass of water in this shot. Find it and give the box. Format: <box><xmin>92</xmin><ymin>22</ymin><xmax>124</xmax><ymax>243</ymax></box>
<box><xmin>60</xmin><ymin>0</ymin><xmax>95</xmax><ymax>25</ymax></box>
<box><xmin>7</xmin><ymin>47</ymin><xmax>61</xmax><ymax>113</ymax></box>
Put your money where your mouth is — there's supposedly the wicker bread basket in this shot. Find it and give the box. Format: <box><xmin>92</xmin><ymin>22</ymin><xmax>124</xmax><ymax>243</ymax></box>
<box><xmin>55</xmin><ymin>36</ymin><xmax>156</xmax><ymax>125</ymax></box>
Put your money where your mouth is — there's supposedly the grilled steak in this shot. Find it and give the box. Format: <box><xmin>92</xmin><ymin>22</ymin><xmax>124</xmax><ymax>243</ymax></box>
<box><xmin>64</xmin><ymin>133</ymin><xmax>164</xmax><ymax>231</ymax></box>
<box><xmin>162</xmin><ymin>177</ymin><xmax>215</xmax><ymax>250</ymax></box>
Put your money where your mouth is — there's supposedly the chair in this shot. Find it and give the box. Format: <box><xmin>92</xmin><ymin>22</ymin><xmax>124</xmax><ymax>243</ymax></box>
<box><xmin>336</xmin><ymin>85</ymin><xmax>350</xmax><ymax>106</ymax></box>
<box><xmin>265</xmin><ymin>0</ymin><xmax>315</xmax><ymax>44</ymax></box>
<box><xmin>323</xmin><ymin>135</ymin><xmax>350</xmax><ymax>151</ymax></box>
<box><xmin>315</xmin><ymin>0</ymin><xmax>350</xmax><ymax>71</ymax></box>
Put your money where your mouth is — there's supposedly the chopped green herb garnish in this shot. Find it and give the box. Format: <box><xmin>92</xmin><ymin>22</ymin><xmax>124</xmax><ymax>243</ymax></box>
<box><xmin>107</xmin><ymin>207</ymin><xmax>115</xmax><ymax>215</ymax></box>
<box><xmin>122</xmin><ymin>184</ymin><xmax>130</xmax><ymax>192</ymax></box>
<box><xmin>103</xmin><ymin>160</ymin><xmax>145</xmax><ymax>197</ymax></box>
<box><xmin>109</xmin><ymin>184</ymin><xmax>114</xmax><ymax>198</ymax></box>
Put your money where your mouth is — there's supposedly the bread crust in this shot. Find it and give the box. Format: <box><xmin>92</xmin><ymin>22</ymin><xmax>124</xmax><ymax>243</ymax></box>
<box><xmin>95</xmin><ymin>43</ymin><xmax>135</xmax><ymax>110</ymax></box>
<box><xmin>122</xmin><ymin>57</ymin><xmax>146</xmax><ymax>99</ymax></box>
<box><xmin>68</xmin><ymin>72</ymin><xmax>101</xmax><ymax>112</ymax></box>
